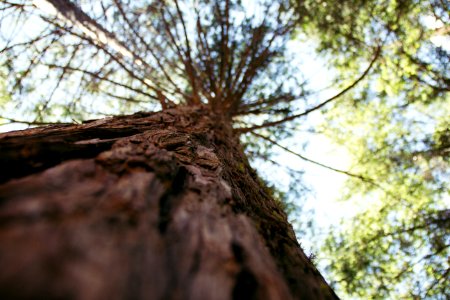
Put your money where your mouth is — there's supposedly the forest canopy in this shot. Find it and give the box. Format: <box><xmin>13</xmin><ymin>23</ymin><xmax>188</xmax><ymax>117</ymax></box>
<box><xmin>0</xmin><ymin>0</ymin><xmax>449</xmax><ymax>299</ymax></box>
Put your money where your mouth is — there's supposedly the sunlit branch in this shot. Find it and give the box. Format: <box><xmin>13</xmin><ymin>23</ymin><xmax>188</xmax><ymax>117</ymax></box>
<box><xmin>229</xmin><ymin>13</ymin><xmax>294</xmax><ymax>111</ymax></box>
<box><xmin>228</xmin><ymin>27</ymin><xmax>264</xmax><ymax>99</ymax></box>
<box><xmin>34</xmin><ymin>0</ymin><xmax>147</xmax><ymax>68</ymax></box>
<box><xmin>89</xmin><ymin>45</ymin><xmax>163</xmax><ymax>96</ymax></box>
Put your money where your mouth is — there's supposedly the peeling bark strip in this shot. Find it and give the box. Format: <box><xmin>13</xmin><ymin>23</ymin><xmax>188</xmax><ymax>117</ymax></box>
<box><xmin>0</xmin><ymin>106</ymin><xmax>338</xmax><ymax>299</ymax></box>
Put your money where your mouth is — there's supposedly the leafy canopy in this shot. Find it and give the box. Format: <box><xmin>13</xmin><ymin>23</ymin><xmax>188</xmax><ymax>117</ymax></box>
<box><xmin>294</xmin><ymin>0</ymin><xmax>449</xmax><ymax>298</ymax></box>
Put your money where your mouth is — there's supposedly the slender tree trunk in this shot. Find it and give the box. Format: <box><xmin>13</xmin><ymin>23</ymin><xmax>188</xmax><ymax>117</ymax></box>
<box><xmin>0</xmin><ymin>105</ymin><xmax>338</xmax><ymax>299</ymax></box>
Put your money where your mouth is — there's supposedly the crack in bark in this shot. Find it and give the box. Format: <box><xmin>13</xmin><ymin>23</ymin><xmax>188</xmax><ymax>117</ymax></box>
<box><xmin>230</xmin><ymin>241</ymin><xmax>260</xmax><ymax>300</ymax></box>
<box><xmin>0</xmin><ymin>128</ymin><xmax>144</xmax><ymax>183</ymax></box>
<box><xmin>158</xmin><ymin>165</ymin><xmax>187</xmax><ymax>234</ymax></box>
<box><xmin>232</xmin><ymin>268</ymin><xmax>258</xmax><ymax>300</ymax></box>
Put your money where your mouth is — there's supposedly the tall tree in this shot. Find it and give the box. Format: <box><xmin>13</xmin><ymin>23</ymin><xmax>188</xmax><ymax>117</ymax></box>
<box><xmin>0</xmin><ymin>0</ymin><xmax>355</xmax><ymax>298</ymax></box>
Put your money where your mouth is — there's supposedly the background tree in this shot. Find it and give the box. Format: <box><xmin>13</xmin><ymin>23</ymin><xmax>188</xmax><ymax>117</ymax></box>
<box><xmin>293</xmin><ymin>0</ymin><xmax>450</xmax><ymax>298</ymax></box>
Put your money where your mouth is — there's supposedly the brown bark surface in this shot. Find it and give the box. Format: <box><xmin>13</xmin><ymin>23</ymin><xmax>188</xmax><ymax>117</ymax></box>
<box><xmin>0</xmin><ymin>106</ymin><xmax>338</xmax><ymax>299</ymax></box>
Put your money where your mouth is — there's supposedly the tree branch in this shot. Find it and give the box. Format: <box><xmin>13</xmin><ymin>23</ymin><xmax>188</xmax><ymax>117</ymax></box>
<box><xmin>250</xmin><ymin>132</ymin><xmax>381</xmax><ymax>187</ymax></box>
<box><xmin>34</xmin><ymin>0</ymin><xmax>144</xmax><ymax>66</ymax></box>
<box><xmin>238</xmin><ymin>45</ymin><xmax>382</xmax><ymax>133</ymax></box>
<box><xmin>0</xmin><ymin>115</ymin><xmax>73</xmax><ymax>126</ymax></box>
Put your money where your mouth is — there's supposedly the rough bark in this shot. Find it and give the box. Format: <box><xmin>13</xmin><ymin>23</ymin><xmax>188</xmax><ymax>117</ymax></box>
<box><xmin>0</xmin><ymin>105</ymin><xmax>338</xmax><ymax>299</ymax></box>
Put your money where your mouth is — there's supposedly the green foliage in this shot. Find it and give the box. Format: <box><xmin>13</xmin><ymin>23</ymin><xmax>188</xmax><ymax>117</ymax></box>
<box><xmin>295</xmin><ymin>0</ymin><xmax>450</xmax><ymax>298</ymax></box>
<box><xmin>320</xmin><ymin>98</ymin><xmax>449</xmax><ymax>298</ymax></box>
<box><xmin>0</xmin><ymin>67</ymin><xmax>12</xmax><ymax>123</ymax></box>
<box><xmin>0</xmin><ymin>67</ymin><xmax>9</xmax><ymax>106</ymax></box>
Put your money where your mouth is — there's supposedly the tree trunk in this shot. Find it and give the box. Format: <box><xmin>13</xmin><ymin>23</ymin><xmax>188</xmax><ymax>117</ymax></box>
<box><xmin>0</xmin><ymin>105</ymin><xmax>338</xmax><ymax>300</ymax></box>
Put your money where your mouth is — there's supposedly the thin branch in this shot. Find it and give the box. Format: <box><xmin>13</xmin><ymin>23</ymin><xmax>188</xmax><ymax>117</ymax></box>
<box><xmin>35</xmin><ymin>42</ymin><xmax>82</xmax><ymax>121</ymax></box>
<box><xmin>0</xmin><ymin>28</ymin><xmax>58</xmax><ymax>54</ymax></box>
<box><xmin>34</xmin><ymin>0</ymin><xmax>146</xmax><ymax>67</ymax></box>
<box><xmin>250</xmin><ymin>132</ymin><xmax>382</xmax><ymax>187</ymax></box>
<box><xmin>173</xmin><ymin>0</ymin><xmax>200</xmax><ymax>104</ymax></box>
<box><xmin>112</xmin><ymin>0</ymin><xmax>187</xmax><ymax>99</ymax></box>
<box><xmin>424</xmin><ymin>266</ymin><xmax>450</xmax><ymax>298</ymax></box>
<box><xmin>238</xmin><ymin>44</ymin><xmax>382</xmax><ymax>133</ymax></box>
<box><xmin>40</xmin><ymin>16</ymin><xmax>162</xmax><ymax>94</ymax></box>
<box><xmin>0</xmin><ymin>115</ymin><xmax>73</xmax><ymax>126</ymax></box>
<box><xmin>99</xmin><ymin>89</ymin><xmax>149</xmax><ymax>104</ymax></box>
<box><xmin>44</xmin><ymin>63</ymin><xmax>158</xmax><ymax>100</ymax></box>
<box><xmin>36</xmin><ymin>0</ymin><xmax>180</xmax><ymax>100</ymax></box>
<box><xmin>193</xmin><ymin>7</ymin><xmax>217</xmax><ymax>104</ymax></box>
